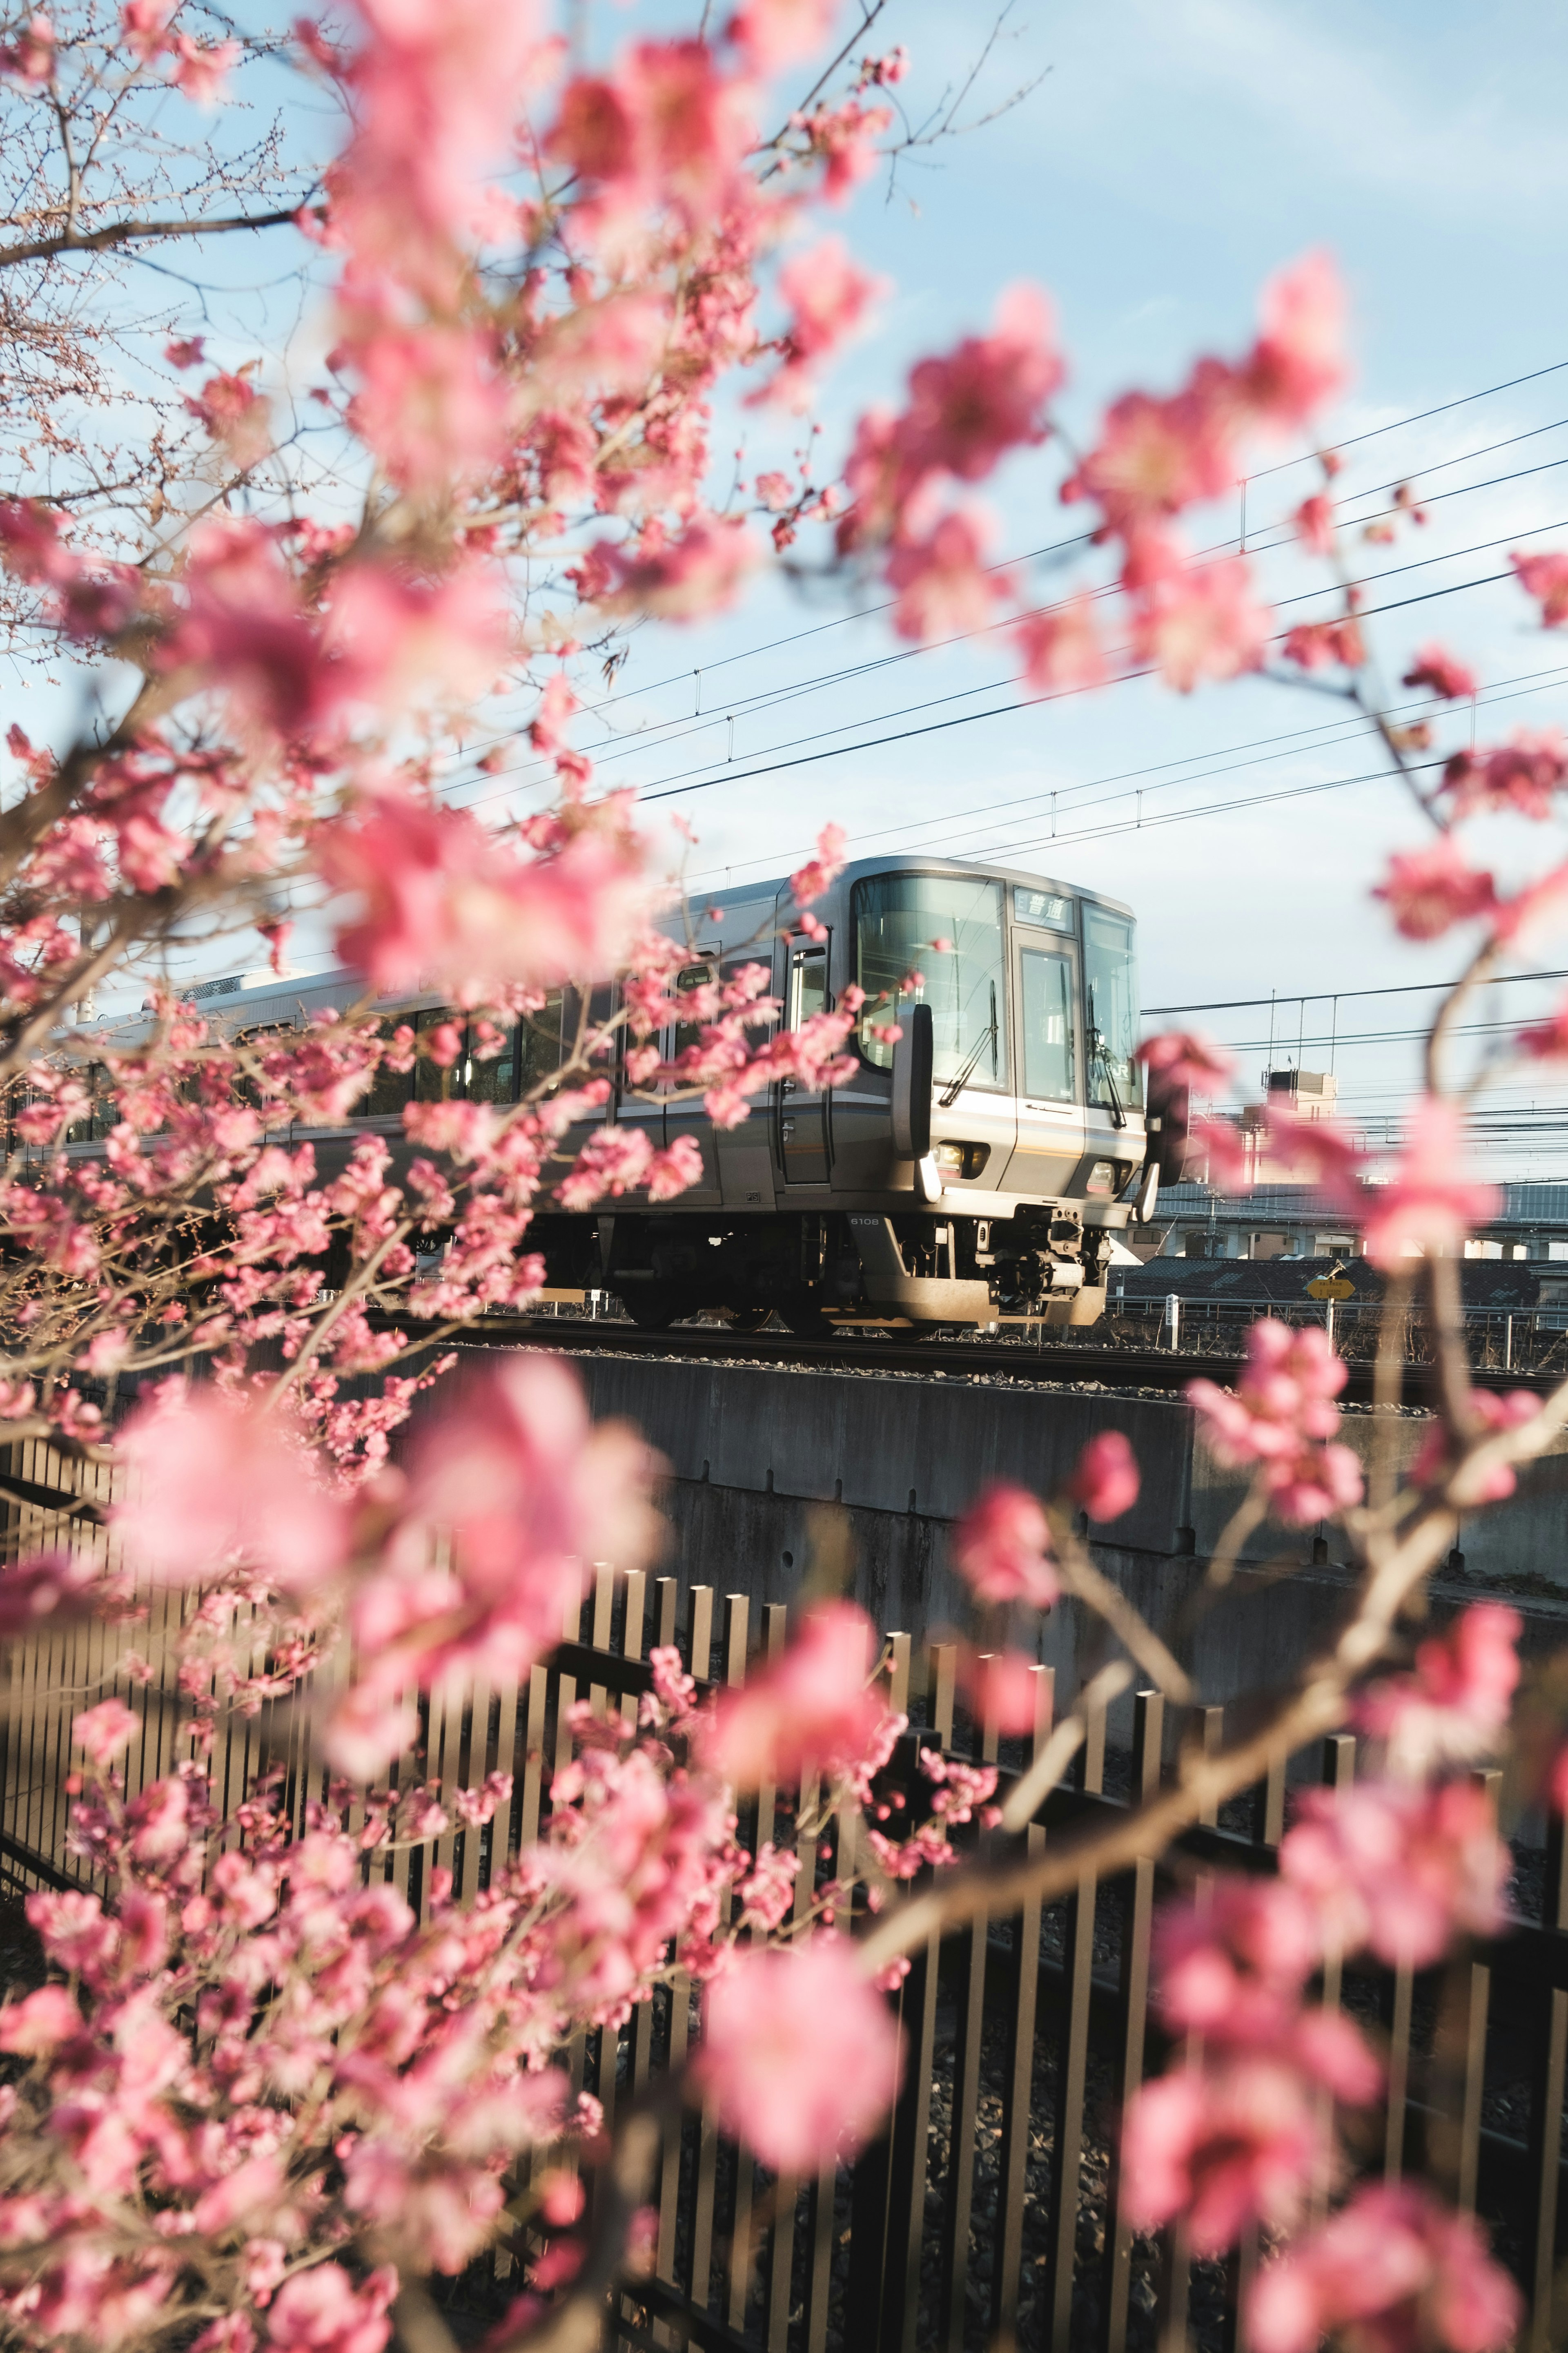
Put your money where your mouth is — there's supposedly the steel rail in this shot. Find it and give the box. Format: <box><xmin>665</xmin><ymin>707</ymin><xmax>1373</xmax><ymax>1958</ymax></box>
<box><xmin>441</xmin><ymin>1313</ymin><xmax>1561</xmax><ymax>1407</ymax></box>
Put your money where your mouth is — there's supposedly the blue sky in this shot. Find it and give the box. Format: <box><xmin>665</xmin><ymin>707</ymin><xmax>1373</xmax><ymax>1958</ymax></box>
<box><xmin>553</xmin><ymin>0</ymin><xmax>1568</xmax><ymax>1173</ymax></box>
<box><xmin>19</xmin><ymin>0</ymin><xmax>1568</xmax><ymax>1171</ymax></box>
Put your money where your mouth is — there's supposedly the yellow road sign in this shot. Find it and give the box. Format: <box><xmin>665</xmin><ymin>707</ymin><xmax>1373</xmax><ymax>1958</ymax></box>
<box><xmin>1307</xmin><ymin>1277</ymin><xmax>1354</xmax><ymax>1301</ymax></box>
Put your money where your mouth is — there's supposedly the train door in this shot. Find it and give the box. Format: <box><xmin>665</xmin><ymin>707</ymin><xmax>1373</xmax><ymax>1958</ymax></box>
<box><xmin>1006</xmin><ymin>886</ymin><xmax>1087</xmax><ymax>1193</ymax></box>
<box><xmin>662</xmin><ymin>953</ymin><xmax>723</xmax><ymax>1205</ymax></box>
<box><xmin>777</xmin><ymin>936</ymin><xmax>831</xmax><ymax>1186</ymax></box>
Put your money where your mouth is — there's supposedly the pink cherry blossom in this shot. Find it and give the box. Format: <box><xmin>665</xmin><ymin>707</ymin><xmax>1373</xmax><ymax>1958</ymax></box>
<box><xmin>1282</xmin><ymin>615</ymin><xmax>1366</xmax><ymax>673</ymax></box>
<box><xmin>1248</xmin><ymin>2183</ymin><xmax>1520</xmax><ymax>2353</ymax></box>
<box><xmin>951</xmin><ymin>1483</ymin><xmax>1058</xmax><ymax>1608</ymax></box>
<box><xmin>1067</xmin><ymin>1430</ymin><xmax>1139</xmax><ymax>1521</ymax></box>
<box><xmin>323</xmin><ymin>560</ymin><xmax>509</xmax><ymax>714</ymax></box>
<box><xmin>1062</xmin><ymin>389</ymin><xmax>1236</xmax><ymax>536</ymax></box>
<box><xmin>1188</xmin><ymin>1321</ymin><xmax>1363</xmax><ymax>1522</ymax></box>
<box><xmin>892</xmin><ymin>283</ymin><xmax>1062</xmax><ymax>486</ymax></box>
<box><xmin>1279</xmin><ymin>1779</ymin><xmax>1509</xmax><ymax>1968</ymax></box>
<box><xmin>113</xmin><ymin>1385</ymin><xmax>352</xmax><ymax>1591</ymax></box>
<box><xmin>766</xmin><ymin>236</ymin><xmax>884</xmax><ymax>405</ymax></box>
<box><xmin>1356</xmin><ymin>1602</ymin><xmax>1521</xmax><ymax>1773</ymax></box>
<box><xmin>1443</xmin><ymin>729</ymin><xmax>1568</xmax><ymax>821</ymax></box>
<box><xmin>343</xmin><ymin>321</ymin><xmax>509</xmax><ymax>494</ymax></box>
<box><xmin>1154</xmin><ymin>1876</ymin><xmax>1324</xmax><ymax>2044</ymax></box>
<box><xmin>1294</xmin><ymin>492</ymin><xmax>1335</xmax><ymax>553</ymax></box>
<box><xmin>1135</xmin><ymin>1028</ymin><xmax>1236</xmax><ymax>1095</ymax></box>
<box><xmin>704</xmin><ymin>1601</ymin><xmax>899</xmax><ymax>1792</ymax></box>
<box><xmin>1402</xmin><ymin>643</ymin><xmax>1478</xmax><ymax>700</ymax></box>
<box><xmin>1121</xmin><ymin>2058</ymin><xmax>1324</xmax><ymax>2252</ymax></box>
<box><xmin>317</xmin><ymin>783</ymin><xmax>654</xmax><ymax>1004</ymax></box>
<box><xmin>616</xmin><ymin>38</ymin><xmax>755</xmax><ymax>216</ymax></box>
<box><xmin>169</xmin><ymin>33</ymin><xmax>241</xmax><ymax>103</ymax></box>
<box><xmin>265</xmin><ymin>2263</ymin><xmax>397</xmax><ymax>2353</ymax></box>
<box><xmin>0</xmin><ymin>1984</ymin><xmax>82</xmax><ymax>2055</ymax></box>
<box><xmin>122</xmin><ymin>0</ymin><xmax>176</xmax><ymax>62</ymax></box>
<box><xmin>886</xmin><ymin>509</ymin><xmax>1010</xmax><ymax>642</ymax></box>
<box><xmin>1511</xmin><ymin>547</ymin><xmax>1568</xmax><ymax>626</ymax></box>
<box><xmin>1359</xmin><ymin>1098</ymin><xmax>1499</xmax><ymax>1269</ymax></box>
<box><xmin>1131</xmin><ymin>557</ymin><xmax>1270</xmax><ymax>692</ymax></box>
<box><xmin>1</xmin><ymin>11</ymin><xmax>55</xmax><ymax>80</ymax></box>
<box><xmin>166</xmin><ymin>518</ymin><xmax>334</xmax><ymax>739</ymax></box>
<box><xmin>587</xmin><ymin>515</ymin><xmax>756</xmax><ymax>622</ymax></box>
<box><xmin>1409</xmin><ymin>1389</ymin><xmax>1539</xmax><ymax>1506</ymax></box>
<box><xmin>1265</xmin><ymin>1439</ymin><xmax>1365</xmax><ymax>1525</ymax></box>
<box><xmin>1374</xmin><ymin>839</ymin><xmax>1497</xmax><ymax>941</ymax></box>
<box><xmin>1240</xmin><ymin>250</ymin><xmax>1349</xmax><ymax>434</ymax></box>
<box><xmin>0</xmin><ymin>1548</ymin><xmax>100</xmax><ymax>1636</ymax></box>
<box><xmin>789</xmin><ymin>821</ymin><xmax>847</xmax><ymax>908</ymax></box>
<box><xmin>797</xmin><ymin>91</ymin><xmax>891</xmax><ymax>201</ymax></box>
<box><xmin>73</xmin><ymin>1698</ymin><xmax>141</xmax><ymax>1765</ymax></box>
<box><xmin>1261</xmin><ymin>1104</ymin><xmax>1365</xmax><ymax>1204</ymax></box>
<box><xmin>727</xmin><ymin>0</ymin><xmax>837</xmax><ymax>73</ymax></box>
<box><xmin>1187</xmin><ymin>1320</ymin><xmax>1347</xmax><ymax>1466</ymax></box>
<box><xmin>337</xmin><ymin>1357</ymin><xmax>662</xmax><ymax>1764</ymax></box>
<box><xmin>955</xmin><ymin>1646</ymin><xmax>1045</xmax><ymax>1737</ymax></box>
<box><xmin>1014</xmin><ymin>593</ymin><xmax>1108</xmax><ymax>694</ymax></box>
<box><xmin>695</xmin><ymin>1939</ymin><xmax>903</xmax><ymax>2173</ymax></box>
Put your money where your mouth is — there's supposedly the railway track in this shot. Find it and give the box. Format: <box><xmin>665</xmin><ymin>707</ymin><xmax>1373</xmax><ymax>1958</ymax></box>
<box><xmin>451</xmin><ymin>1312</ymin><xmax>1567</xmax><ymax>1405</ymax></box>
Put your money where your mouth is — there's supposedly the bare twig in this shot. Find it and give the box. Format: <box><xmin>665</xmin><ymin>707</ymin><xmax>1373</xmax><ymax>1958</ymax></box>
<box><xmin>0</xmin><ymin>203</ymin><xmax>310</xmax><ymax>270</ymax></box>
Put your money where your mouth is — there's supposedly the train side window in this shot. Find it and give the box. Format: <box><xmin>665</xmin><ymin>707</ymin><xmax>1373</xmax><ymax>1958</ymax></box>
<box><xmin>466</xmin><ymin>1022</ymin><xmax>519</xmax><ymax>1105</ymax></box>
<box><xmin>414</xmin><ymin>1006</ymin><xmax>463</xmax><ymax>1102</ymax></box>
<box><xmin>788</xmin><ymin>946</ymin><xmax>827</xmax><ymax>1029</ymax></box>
<box><xmin>1020</xmin><ymin>950</ymin><xmax>1076</xmax><ymax>1102</ymax></box>
<box><xmin>64</xmin><ymin>1064</ymin><xmax>103</xmax><ymax>1144</ymax></box>
<box><xmin>89</xmin><ymin>1064</ymin><xmax>118</xmax><ymax>1141</ymax></box>
<box><xmin>359</xmin><ymin>1018</ymin><xmax>412</xmax><ymax>1118</ymax></box>
<box><xmin>234</xmin><ymin>1024</ymin><xmax>285</xmax><ymax>1114</ymax></box>
<box><xmin>518</xmin><ymin>990</ymin><xmax>566</xmax><ymax>1095</ymax></box>
<box><xmin>673</xmin><ymin>961</ymin><xmax>715</xmax><ymax>1059</ymax></box>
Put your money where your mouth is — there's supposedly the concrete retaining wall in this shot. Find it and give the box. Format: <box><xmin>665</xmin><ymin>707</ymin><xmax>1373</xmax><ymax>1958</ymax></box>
<box><xmin>437</xmin><ymin>1345</ymin><xmax>1568</xmax><ymax>1744</ymax></box>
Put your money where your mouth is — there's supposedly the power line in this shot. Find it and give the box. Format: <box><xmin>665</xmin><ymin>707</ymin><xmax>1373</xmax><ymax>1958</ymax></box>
<box><xmin>1145</xmin><ymin>967</ymin><xmax>1568</xmax><ymax>1016</ymax></box>
<box><xmin>610</xmin><ymin>554</ymin><xmax>1538</xmax><ymax>812</ymax></box>
<box><xmin>692</xmin><ymin>660</ymin><xmax>1568</xmax><ymax>888</ymax></box>
<box><xmin>949</xmin><ymin>665</ymin><xmax>1568</xmax><ymax>866</ymax></box>
<box><xmin>1245</xmin><ymin>356</ymin><xmax>1568</xmax><ymax>481</ymax></box>
<box><xmin>452</xmin><ymin>437</ymin><xmax>1568</xmax><ymax>814</ymax></box>
<box><xmin>460</xmin><ymin>509</ymin><xmax>1568</xmax><ymax>829</ymax></box>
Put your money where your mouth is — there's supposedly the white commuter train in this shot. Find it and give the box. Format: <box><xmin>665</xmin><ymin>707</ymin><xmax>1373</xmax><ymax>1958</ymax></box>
<box><xmin>54</xmin><ymin>855</ymin><xmax>1164</xmax><ymax>1332</ymax></box>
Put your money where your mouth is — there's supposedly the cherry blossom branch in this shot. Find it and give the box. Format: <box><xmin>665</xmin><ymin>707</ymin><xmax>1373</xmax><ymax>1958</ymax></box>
<box><xmin>862</xmin><ymin>1375</ymin><xmax>1568</xmax><ymax>1971</ymax></box>
<box><xmin>1049</xmin><ymin>1521</ymin><xmax>1193</xmax><ymax>1702</ymax></box>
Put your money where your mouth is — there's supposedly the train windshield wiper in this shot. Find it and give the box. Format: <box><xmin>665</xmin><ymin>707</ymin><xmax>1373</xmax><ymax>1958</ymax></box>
<box><xmin>938</xmin><ymin>982</ymin><xmax>998</xmax><ymax>1108</ymax></box>
<box><xmin>1087</xmin><ymin>985</ymin><xmax>1127</xmax><ymax>1129</ymax></box>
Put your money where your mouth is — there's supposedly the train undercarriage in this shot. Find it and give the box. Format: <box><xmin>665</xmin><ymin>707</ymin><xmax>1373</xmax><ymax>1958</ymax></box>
<box><xmin>528</xmin><ymin>1206</ymin><xmax>1116</xmax><ymax>1334</ymax></box>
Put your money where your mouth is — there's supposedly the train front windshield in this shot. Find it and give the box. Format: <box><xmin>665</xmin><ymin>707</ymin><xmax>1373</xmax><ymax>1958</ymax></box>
<box><xmin>854</xmin><ymin>873</ymin><xmax>1008</xmax><ymax>1091</ymax></box>
<box><xmin>1083</xmin><ymin>907</ymin><xmax>1141</xmax><ymax>1111</ymax></box>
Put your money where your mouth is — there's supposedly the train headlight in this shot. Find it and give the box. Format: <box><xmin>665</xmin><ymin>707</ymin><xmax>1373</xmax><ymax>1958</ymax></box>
<box><xmin>1085</xmin><ymin>1160</ymin><xmax>1118</xmax><ymax>1196</ymax></box>
<box><xmin>933</xmin><ymin>1140</ymin><xmax>991</xmax><ymax>1178</ymax></box>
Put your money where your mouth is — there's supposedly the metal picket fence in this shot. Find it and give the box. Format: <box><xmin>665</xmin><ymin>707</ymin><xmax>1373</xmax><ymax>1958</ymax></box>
<box><xmin>0</xmin><ymin>1437</ymin><xmax>1566</xmax><ymax>2351</ymax></box>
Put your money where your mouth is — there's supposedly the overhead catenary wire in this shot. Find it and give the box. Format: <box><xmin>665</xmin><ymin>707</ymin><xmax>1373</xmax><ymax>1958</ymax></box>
<box><xmin>604</xmin><ymin>553</ymin><xmax>1541</xmax><ymax>815</ymax></box>
<box><xmin>471</xmin><ymin>357</ymin><xmax>1568</xmax><ymax>752</ymax></box>
<box><xmin>450</xmin><ymin>465</ymin><xmax>1568</xmax><ymax>815</ymax></box>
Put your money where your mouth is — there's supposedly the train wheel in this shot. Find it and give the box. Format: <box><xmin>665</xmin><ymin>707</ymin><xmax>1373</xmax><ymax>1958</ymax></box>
<box><xmin>725</xmin><ymin>1304</ymin><xmax>773</xmax><ymax>1333</ymax></box>
<box><xmin>778</xmin><ymin>1296</ymin><xmax>834</xmax><ymax>1337</ymax></box>
<box><xmin>621</xmin><ymin>1285</ymin><xmax>682</xmax><ymax>1331</ymax></box>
